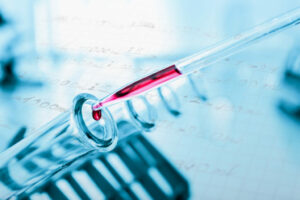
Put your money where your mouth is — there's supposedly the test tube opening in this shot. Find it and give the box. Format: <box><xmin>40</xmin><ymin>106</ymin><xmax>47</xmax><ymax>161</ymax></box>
<box><xmin>126</xmin><ymin>96</ymin><xmax>157</xmax><ymax>131</ymax></box>
<box><xmin>158</xmin><ymin>86</ymin><xmax>182</xmax><ymax>116</ymax></box>
<box><xmin>72</xmin><ymin>93</ymin><xmax>118</xmax><ymax>151</ymax></box>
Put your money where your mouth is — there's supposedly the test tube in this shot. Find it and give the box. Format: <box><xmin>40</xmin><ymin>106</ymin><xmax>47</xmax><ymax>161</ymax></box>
<box><xmin>0</xmin><ymin>71</ymin><xmax>203</xmax><ymax>199</ymax></box>
<box><xmin>0</xmin><ymin>93</ymin><xmax>118</xmax><ymax>199</ymax></box>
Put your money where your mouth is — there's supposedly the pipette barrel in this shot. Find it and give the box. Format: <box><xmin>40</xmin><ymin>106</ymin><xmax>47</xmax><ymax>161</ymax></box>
<box><xmin>92</xmin><ymin>7</ymin><xmax>300</xmax><ymax>111</ymax></box>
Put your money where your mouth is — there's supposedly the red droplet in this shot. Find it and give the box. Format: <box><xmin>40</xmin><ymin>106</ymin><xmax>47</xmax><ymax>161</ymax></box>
<box><xmin>92</xmin><ymin>110</ymin><xmax>102</xmax><ymax>121</ymax></box>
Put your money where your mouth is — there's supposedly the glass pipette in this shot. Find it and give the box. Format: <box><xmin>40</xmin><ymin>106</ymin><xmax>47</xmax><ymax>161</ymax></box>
<box><xmin>92</xmin><ymin>7</ymin><xmax>300</xmax><ymax>119</ymax></box>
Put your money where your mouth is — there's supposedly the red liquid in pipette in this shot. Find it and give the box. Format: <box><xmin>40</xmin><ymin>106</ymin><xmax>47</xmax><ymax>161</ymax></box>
<box><xmin>92</xmin><ymin>65</ymin><xmax>181</xmax><ymax>120</ymax></box>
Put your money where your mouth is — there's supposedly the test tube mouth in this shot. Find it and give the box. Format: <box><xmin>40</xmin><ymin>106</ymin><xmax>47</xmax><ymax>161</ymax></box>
<box><xmin>72</xmin><ymin>93</ymin><xmax>118</xmax><ymax>151</ymax></box>
<box><xmin>126</xmin><ymin>96</ymin><xmax>157</xmax><ymax>131</ymax></box>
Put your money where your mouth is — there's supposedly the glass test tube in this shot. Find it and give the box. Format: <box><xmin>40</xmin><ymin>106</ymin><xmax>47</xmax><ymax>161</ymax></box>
<box><xmin>0</xmin><ymin>94</ymin><xmax>118</xmax><ymax>199</ymax></box>
<box><xmin>0</xmin><ymin>68</ymin><xmax>204</xmax><ymax>199</ymax></box>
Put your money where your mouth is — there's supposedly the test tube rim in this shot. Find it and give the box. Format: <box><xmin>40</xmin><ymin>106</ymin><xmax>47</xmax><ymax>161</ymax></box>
<box><xmin>72</xmin><ymin>93</ymin><xmax>118</xmax><ymax>152</ymax></box>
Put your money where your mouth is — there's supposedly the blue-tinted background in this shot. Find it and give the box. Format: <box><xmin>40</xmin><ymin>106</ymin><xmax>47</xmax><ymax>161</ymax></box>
<box><xmin>0</xmin><ymin>0</ymin><xmax>300</xmax><ymax>199</ymax></box>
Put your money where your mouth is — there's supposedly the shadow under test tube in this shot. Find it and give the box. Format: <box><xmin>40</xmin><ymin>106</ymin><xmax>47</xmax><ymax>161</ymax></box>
<box><xmin>0</xmin><ymin>94</ymin><xmax>118</xmax><ymax>199</ymax></box>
